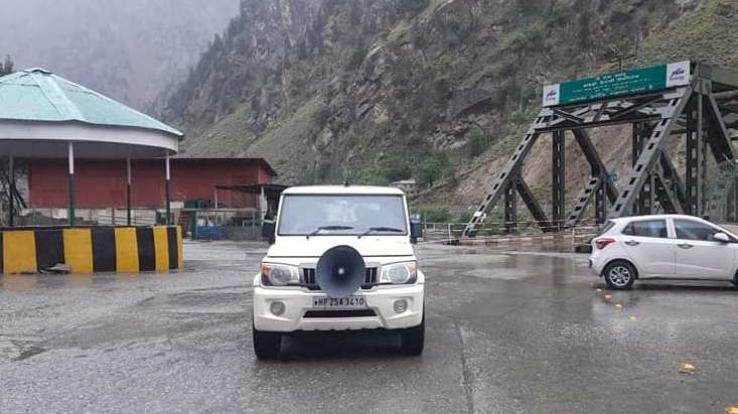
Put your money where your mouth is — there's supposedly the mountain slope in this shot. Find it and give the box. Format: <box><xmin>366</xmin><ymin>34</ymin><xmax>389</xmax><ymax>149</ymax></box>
<box><xmin>161</xmin><ymin>0</ymin><xmax>737</xmax><ymax>211</ymax></box>
<box><xmin>415</xmin><ymin>0</ymin><xmax>738</xmax><ymax>211</ymax></box>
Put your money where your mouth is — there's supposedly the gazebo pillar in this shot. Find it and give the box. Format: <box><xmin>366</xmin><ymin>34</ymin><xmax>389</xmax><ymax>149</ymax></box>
<box><xmin>68</xmin><ymin>142</ymin><xmax>76</xmax><ymax>226</ymax></box>
<box><xmin>165</xmin><ymin>154</ymin><xmax>171</xmax><ymax>225</ymax></box>
<box><xmin>126</xmin><ymin>157</ymin><xmax>132</xmax><ymax>226</ymax></box>
<box><xmin>8</xmin><ymin>154</ymin><xmax>14</xmax><ymax>227</ymax></box>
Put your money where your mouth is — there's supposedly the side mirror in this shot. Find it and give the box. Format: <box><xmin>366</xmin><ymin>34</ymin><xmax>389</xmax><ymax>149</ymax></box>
<box><xmin>410</xmin><ymin>215</ymin><xmax>423</xmax><ymax>244</ymax></box>
<box><xmin>262</xmin><ymin>220</ymin><xmax>276</xmax><ymax>244</ymax></box>
<box><xmin>713</xmin><ymin>232</ymin><xmax>731</xmax><ymax>243</ymax></box>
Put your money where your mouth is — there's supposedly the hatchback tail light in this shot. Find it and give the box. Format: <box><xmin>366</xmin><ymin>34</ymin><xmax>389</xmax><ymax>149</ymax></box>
<box><xmin>595</xmin><ymin>238</ymin><xmax>616</xmax><ymax>250</ymax></box>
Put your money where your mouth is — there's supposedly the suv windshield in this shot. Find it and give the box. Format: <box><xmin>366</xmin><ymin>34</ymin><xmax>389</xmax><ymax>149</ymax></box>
<box><xmin>278</xmin><ymin>195</ymin><xmax>408</xmax><ymax>236</ymax></box>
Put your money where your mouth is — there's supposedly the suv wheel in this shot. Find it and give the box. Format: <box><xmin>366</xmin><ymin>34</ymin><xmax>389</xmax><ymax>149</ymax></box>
<box><xmin>253</xmin><ymin>325</ymin><xmax>281</xmax><ymax>360</ymax></box>
<box><xmin>604</xmin><ymin>261</ymin><xmax>636</xmax><ymax>290</ymax></box>
<box><xmin>399</xmin><ymin>314</ymin><xmax>425</xmax><ymax>356</ymax></box>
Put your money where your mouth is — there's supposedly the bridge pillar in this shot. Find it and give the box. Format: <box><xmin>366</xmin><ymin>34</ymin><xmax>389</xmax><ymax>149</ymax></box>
<box><xmin>686</xmin><ymin>93</ymin><xmax>704</xmax><ymax>216</ymax></box>
<box><xmin>504</xmin><ymin>181</ymin><xmax>517</xmax><ymax>234</ymax></box>
<box><xmin>552</xmin><ymin>130</ymin><xmax>566</xmax><ymax>230</ymax></box>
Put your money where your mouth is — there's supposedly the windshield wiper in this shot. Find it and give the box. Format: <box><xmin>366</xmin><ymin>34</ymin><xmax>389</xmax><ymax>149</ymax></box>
<box><xmin>307</xmin><ymin>225</ymin><xmax>354</xmax><ymax>238</ymax></box>
<box><xmin>358</xmin><ymin>227</ymin><xmax>405</xmax><ymax>238</ymax></box>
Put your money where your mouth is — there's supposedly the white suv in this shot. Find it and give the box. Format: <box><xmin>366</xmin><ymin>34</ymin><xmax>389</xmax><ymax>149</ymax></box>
<box><xmin>253</xmin><ymin>185</ymin><xmax>425</xmax><ymax>359</ymax></box>
<box><xmin>590</xmin><ymin>214</ymin><xmax>738</xmax><ymax>289</ymax></box>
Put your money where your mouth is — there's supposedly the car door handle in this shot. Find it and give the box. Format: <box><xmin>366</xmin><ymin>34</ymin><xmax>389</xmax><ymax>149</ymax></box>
<box><xmin>678</xmin><ymin>243</ymin><xmax>693</xmax><ymax>249</ymax></box>
<box><xmin>625</xmin><ymin>240</ymin><xmax>640</xmax><ymax>246</ymax></box>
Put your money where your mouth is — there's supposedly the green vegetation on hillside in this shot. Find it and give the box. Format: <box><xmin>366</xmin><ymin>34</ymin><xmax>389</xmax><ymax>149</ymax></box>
<box><xmin>637</xmin><ymin>0</ymin><xmax>738</xmax><ymax>68</ymax></box>
<box><xmin>162</xmin><ymin>0</ymin><xmax>738</xmax><ymax>210</ymax></box>
<box><xmin>415</xmin><ymin>152</ymin><xmax>451</xmax><ymax>188</ymax></box>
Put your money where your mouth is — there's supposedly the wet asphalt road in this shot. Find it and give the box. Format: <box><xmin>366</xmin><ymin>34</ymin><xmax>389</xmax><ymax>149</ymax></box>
<box><xmin>1</xmin><ymin>241</ymin><xmax>738</xmax><ymax>413</ymax></box>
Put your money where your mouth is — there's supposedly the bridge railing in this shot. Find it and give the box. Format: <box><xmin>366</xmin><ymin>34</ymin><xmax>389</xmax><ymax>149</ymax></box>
<box><xmin>422</xmin><ymin>219</ymin><xmax>603</xmax><ymax>246</ymax></box>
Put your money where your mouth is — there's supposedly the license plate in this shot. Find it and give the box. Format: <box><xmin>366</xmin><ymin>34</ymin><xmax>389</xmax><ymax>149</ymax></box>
<box><xmin>312</xmin><ymin>296</ymin><xmax>367</xmax><ymax>309</ymax></box>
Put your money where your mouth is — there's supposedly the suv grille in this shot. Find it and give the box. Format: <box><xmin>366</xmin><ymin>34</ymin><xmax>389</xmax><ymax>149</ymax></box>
<box><xmin>302</xmin><ymin>267</ymin><xmax>378</xmax><ymax>290</ymax></box>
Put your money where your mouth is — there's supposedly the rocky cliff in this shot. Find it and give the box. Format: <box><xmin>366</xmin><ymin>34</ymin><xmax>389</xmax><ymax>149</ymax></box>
<box><xmin>161</xmin><ymin>0</ymin><xmax>738</xmax><ymax>211</ymax></box>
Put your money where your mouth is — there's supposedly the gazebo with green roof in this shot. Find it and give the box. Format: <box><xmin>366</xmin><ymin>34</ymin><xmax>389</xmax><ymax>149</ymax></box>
<box><xmin>0</xmin><ymin>68</ymin><xmax>183</xmax><ymax>226</ymax></box>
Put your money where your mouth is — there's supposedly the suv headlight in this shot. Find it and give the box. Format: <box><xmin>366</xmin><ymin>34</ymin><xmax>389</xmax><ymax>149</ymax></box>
<box><xmin>261</xmin><ymin>263</ymin><xmax>300</xmax><ymax>286</ymax></box>
<box><xmin>380</xmin><ymin>261</ymin><xmax>417</xmax><ymax>284</ymax></box>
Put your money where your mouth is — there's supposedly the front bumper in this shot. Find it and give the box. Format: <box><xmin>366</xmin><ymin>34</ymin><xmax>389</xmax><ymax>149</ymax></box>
<box><xmin>253</xmin><ymin>284</ymin><xmax>424</xmax><ymax>333</ymax></box>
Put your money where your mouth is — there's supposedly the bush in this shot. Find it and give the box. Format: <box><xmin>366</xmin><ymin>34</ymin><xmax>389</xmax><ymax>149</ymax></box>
<box><xmin>466</xmin><ymin>127</ymin><xmax>489</xmax><ymax>157</ymax></box>
<box><xmin>346</xmin><ymin>41</ymin><xmax>368</xmax><ymax>70</ymax></box>
<box><xmin>394</xmin><ymin>0</ymin><xmax>428</xmax><ymax>13</ymax></box>
<box><xmin>415</xmin><ymin>152</ymin><xmax>450</xmax><ymax>188</ymax></box>
<box><xmin>455</xmin><ymin>210</ymin><xmax>473</xmax><ymax>223</ymax></box>
<box><xmin>1</xmin><ymin>55</ymin><xmax>14</xmax><ymax>76</ymax></box>
<box><xmin>412</xmin><ymin>206</ymin><xmax>451</xmax><ymax>223</ymax></box>
<box><xmin>356</xmin><ymin>163</ymin><xmax>412</xmax><ymax>186</ymax></box>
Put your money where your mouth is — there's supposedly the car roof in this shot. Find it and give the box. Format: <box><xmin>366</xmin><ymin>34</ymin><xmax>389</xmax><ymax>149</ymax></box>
<box><xmin>282</xmin><ymin>185</ymin><xmax>405</xmax><ymax>196</ymax></box>
<box><xmin>609</xmin><ymin>214</ymin><xmax>712</xmax><ymax>223</ymax></box>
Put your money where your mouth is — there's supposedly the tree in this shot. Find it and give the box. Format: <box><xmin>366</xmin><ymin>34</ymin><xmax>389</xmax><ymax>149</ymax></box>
<box><xmin>0</xmin><ymin>54</ymin><xmax>19</xmax><ymax>225</ymax></box>
<box><xmin>415</xmin><ymin>152</ymin><xmax>450</xmax><ymax>188</ymax></box>
<box><xmin>394</xmin><ymin>0</ymin><xmax>428</xmax><ymax>13</ymax></box>
<box><xmin>467</xmin><ymin>127</ymin><xmax>490</xmax><ymax>157</ymax></box>
<box><xmin>411</xmin><ymin>206</ymin><xmax>451</xmax><ymax>223</ymax></box>
<box><xmin>0</xmin><ymin>54</ymin><xmax>14</xmax><ymax>76</ymax></box>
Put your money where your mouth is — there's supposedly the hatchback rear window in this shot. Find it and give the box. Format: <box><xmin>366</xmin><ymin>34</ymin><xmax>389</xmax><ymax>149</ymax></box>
<box><xmin>622</xmin><ymin>219</ymin><xmax>668</xmax><ymax>238</ymax></box>
<box><xmin>599</xmin><ymin>220</ymin><xmax>616</xmax><ymax>235</ymax></box>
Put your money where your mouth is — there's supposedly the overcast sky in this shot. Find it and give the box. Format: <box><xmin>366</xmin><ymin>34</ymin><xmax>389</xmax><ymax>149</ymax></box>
<box><xmin>0</xmin><ymin>0</ymin><xmax>239</xmax><ymax>109</ymax></box>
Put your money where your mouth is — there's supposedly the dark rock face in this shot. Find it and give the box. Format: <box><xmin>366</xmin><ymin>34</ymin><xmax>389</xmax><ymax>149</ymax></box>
<box><xmin>161</xmin><ymin>0</ymin><xmax>696</xmax><ymax>186</ymax></box>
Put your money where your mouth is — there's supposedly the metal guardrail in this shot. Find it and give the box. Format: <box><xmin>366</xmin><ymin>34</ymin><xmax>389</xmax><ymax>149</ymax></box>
<box><xmin>422</xmin><ymin>220</ymin><xmax>601</xmax><ymax>249</ymax></box>
<box><xmin>96</xmin><ymin>213</ymin><xmax>156</xmax><ymax>227</ymax></box>
<box><xmin>424</xmin><ymin>219</ymin><xmax>602</xmax><ymax>237</ymax></box>
<box><xmin>15</xmin><ymin>207</ymin><xmax>161</xmax><ymax>227</ymax></box>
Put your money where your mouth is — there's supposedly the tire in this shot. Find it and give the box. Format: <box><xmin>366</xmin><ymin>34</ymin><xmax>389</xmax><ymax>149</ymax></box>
<box><xmin>253</xmin><ymin>325</ymin><xmax>281</xmax><ymax>360</ymax></box>
<box><xmin>603</xmin><ymin>260</ymin><xmax>636</xmax><ymax>290</ymax></box>
<box><xmin>399</xmin><ymin>314</ymin><xmax>425</xmax><ymax>356</ymax></box>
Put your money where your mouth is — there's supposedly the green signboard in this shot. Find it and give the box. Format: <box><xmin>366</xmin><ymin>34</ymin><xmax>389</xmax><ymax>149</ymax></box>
<box><xmin>542</xmin><ymin>61</ymin><xmax>690</xmax><ymax>107</ymax></box>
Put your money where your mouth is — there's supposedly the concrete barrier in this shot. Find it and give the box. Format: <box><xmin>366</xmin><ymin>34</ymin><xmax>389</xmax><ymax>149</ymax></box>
<box><xmin>0</xmin><ymin>226</ymin><xmax>183</xmax><ymax>274</ymax></box>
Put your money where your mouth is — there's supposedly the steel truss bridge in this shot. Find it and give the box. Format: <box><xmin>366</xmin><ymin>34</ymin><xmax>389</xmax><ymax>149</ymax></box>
<box><xmin>463</xmin><ymin>63</ymin><xmax>738</xmax><ymax>238</ymax></box>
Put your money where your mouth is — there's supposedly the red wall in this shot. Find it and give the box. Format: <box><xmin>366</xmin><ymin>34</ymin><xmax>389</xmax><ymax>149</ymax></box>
<box><xmin>29</xmin><ymin>159</ymin><xmax>274</xmax><ymax>209</ymax></box>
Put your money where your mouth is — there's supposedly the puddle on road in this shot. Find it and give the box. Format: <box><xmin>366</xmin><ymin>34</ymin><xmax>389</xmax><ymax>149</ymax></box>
<box><xmin>0</xmin><ymin>338</ymin><xmax>47</xmax><ymax>363</ymax></box>
<box><xmin>12</xmin><ymin>344</ymin><xmax>47</xmax><ymax>362</ymax></box>
<box><xmin>420</xmin><ymin>245</ymin><xmax>580</xmax><ymax>283</ymax></box>
<box><xmin>0</xmin><ymin>271</ymin><xmax>181</xmax><ymax>293</ymax></box>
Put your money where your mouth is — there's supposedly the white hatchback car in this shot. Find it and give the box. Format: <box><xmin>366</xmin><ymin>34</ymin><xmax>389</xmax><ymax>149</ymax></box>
<box><xmin>590</xmin><ymin>214</ymin><xmax>738</xmax><ymax>289</ymax></box>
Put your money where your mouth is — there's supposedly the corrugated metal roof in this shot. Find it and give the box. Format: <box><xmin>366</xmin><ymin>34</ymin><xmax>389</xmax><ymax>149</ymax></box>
<box><xmin>0</xmin><ymin>68</ymin><xmax>183</xmax><ymax>136</ymax></box>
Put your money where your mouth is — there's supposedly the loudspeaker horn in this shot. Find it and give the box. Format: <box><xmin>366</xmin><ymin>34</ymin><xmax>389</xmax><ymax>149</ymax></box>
<box><xmin>316</xmin><ymin>245</ymin><xmax>366</xmax><ymax>298</ymax></box>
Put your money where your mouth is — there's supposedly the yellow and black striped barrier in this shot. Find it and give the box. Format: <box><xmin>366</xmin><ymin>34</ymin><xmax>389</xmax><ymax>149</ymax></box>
<box><xmin>0</xmin><ymin>226</ymin><xmax>183</xmax><ymax>274</ymax></box>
